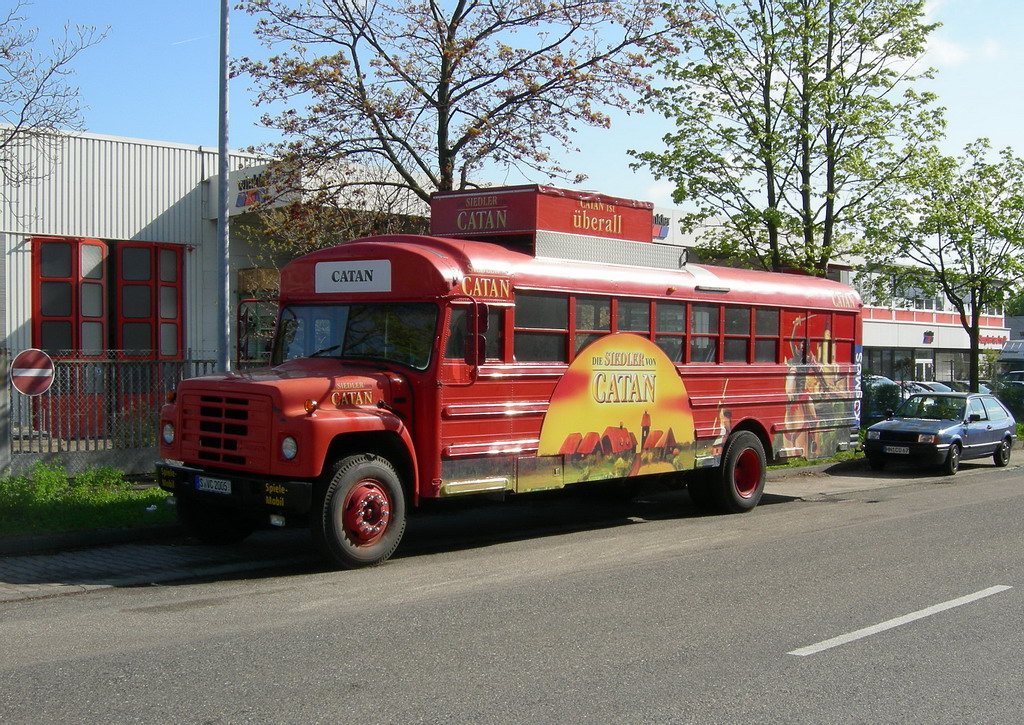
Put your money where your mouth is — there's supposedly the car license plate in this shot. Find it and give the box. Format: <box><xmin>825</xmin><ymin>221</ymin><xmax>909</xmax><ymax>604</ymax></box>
<box><xmin>883</xmin><ymin>445</ymin><xmax>910</xmax><ymax>455</ymax></box>
<box><xmin>196</xmin><ymin>476</ymin><xmax>231</xmax><ymax>494</ymax></box>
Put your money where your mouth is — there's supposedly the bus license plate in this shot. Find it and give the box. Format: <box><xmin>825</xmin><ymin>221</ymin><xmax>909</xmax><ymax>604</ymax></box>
<box><xmin>196</xmin><ymin>476</ymin><xmax>231</xmax><ymax>494</ymax></box>
<box><xmin>883</xmin><ymin>446</ymin><xmax>910</xmax><ymax>455</ymax></box>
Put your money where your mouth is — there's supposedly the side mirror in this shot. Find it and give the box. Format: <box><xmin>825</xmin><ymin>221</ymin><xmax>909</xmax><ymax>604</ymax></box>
<box><xmin>464</xmin><ymin>335</ymin><xmax>486</xmax><ymax>367</ymax></box>
<box><xmin>463</xmin><ymin>302</ymin><xmax>488</xmax><ymax>367</ymax></box>
<box><xmin>474</xmin><ymin>303</ymin><xmax>489</xmax><ymax>335</ymax></box>
<box><xmin>969</xmin><ymin>413</ymin><xmax>982</xmax><ymax>422</ymax></box>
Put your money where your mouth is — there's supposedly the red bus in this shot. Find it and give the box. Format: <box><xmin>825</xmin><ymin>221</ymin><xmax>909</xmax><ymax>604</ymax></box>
<box><xmin>157</xmin><ymin>185</ymin><xmax>862</xmax><ymax>568</ymax></box>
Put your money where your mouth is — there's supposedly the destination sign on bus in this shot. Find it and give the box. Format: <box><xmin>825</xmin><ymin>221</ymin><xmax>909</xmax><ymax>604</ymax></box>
<box><xmin>314</xmin><ymin>260</ymin><xmax>392</xmax><ymax>293</ymax></box>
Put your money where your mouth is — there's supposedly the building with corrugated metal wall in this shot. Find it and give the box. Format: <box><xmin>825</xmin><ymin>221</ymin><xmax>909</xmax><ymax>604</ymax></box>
<box><xmin>1</xmin><ymin>130</ymin><xmax>272</xmax><ymax>359</ymax></box>
<box><xmin>1</xmin><ymin>130</ymin><xmax>275</xmax><ymax>475</ymax></box>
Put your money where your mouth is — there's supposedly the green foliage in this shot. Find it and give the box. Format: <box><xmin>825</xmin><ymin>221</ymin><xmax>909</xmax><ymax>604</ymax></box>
<box><xmin>992</xmin><ymin>383</ymin><xmax>1024</xmax><ymax>423</ymax></box>
<box><xmin>634</xmin><ymin>0</ymin><xmax>942</xmax><ymax>275</ymax></box>
<box><xmin>862</xmin><ymin>381</ymin><xmax>903</xmax><ymax>427</ymax></box>
<box><xmin>0</xmin><ymin>463</ymin><xmax>175</xmax><ymax>538</ymax></box>
<box><xmin>238</xmin><ymin>0</ymin><xmax>672</xmax><ymax>221</ymax></box>
<box><xmin>866</xmin><ymin>139</ymin><xmax>1024</xmax><ymax>387</ymax></box>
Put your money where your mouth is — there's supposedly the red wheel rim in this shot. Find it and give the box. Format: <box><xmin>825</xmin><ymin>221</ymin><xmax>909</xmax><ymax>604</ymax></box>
<box><xmin>733</xmin><ymin>448</ymin><xmax>762</xmax><ymax>499</ymax></box>
<box><xmin>343</xmin><ymin>480</ymin><xmax>391</xmax><ymax>545</ymax></box>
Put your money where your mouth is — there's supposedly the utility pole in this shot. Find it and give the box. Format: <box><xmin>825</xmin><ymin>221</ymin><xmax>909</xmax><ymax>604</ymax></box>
<box><xmin>217</xmin><ymin>0</ymin><xmax>231</xmax><ymax>372</ymax></box>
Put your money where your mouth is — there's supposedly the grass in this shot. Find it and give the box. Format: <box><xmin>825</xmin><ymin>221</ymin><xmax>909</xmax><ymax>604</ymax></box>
<box><xmin>768</xmin><ymin>446</ymin><xmax>863</xmax><ymax>471</ymax></box>
<box><xmin>0</xmin><ymin>463</ymin><xmax>177</xmax><ymax>539</ymax></box>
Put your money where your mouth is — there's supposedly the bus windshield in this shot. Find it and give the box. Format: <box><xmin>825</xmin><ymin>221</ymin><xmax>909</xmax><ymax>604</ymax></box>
<box><xmin>272</xmin><ymin>303</ymin><xmax>438</xmax><ymax>370</ymax></box>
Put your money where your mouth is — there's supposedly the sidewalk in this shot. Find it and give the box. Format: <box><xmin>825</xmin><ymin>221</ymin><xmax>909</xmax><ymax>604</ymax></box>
<box><xmin>0</xmin><ymin>459</ymin><xmax>876</xmax><ymax>604</ymax></box>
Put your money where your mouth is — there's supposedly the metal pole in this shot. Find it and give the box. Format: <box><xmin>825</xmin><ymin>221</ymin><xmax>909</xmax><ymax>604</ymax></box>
<box><xmin>217</xmin><ymin>0</ymin><xmax>232</xmax><ymax>372</ymax></box>
<box><xmin>0</xmin><ymin>348</ymin><xmax>10</xmax><ymax>476</ymax></box>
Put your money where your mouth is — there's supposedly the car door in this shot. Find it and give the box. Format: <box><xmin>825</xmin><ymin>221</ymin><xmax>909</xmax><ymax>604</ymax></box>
<box><xmin>963</xmin><ymin>397</ymin><xmax>998</xmax><ymax>458</ymax></box>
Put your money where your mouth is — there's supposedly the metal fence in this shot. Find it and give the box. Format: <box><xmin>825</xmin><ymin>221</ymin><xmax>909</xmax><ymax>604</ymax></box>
<box><xmin>5</xmin><ymin>351</ymin><xmax>218</xmax><ymax>476</ymax></box>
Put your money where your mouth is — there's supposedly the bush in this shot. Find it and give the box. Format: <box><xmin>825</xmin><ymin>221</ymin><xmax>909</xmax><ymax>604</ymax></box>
<box><xmin>862</xmin><ymin>382</ymin><xmax>902</xmax><ymax>427</ymax></box>
<box><xmin>993</xmin><ymin>383</ymin><xmax>1024</xmax><ymax>422</ymax></box>
<box><xmin>0</xmin><ymin>462</ymin><xmax>175</xmax><ymax>538</ymax></box>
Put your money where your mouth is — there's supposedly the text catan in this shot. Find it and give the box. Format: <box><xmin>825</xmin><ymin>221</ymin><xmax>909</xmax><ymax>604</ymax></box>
<box><xmin>456</xmin><ymin>209</ymin><xmax>508</xmax><ymax>231</ymax></box>
<box><xmin>331</xmin><ymin>268</ymin><xmax>374</xmax><ymax>283</ymax></box>
<box><xmin>591</xmin><ymin>372</ymin><xmax>657</xmax><ymax>404</ymax></box>
<box><xmin>460</xmin><ymin>275</ymin><xmax>512</xmax><ymax>299</ymax></box>
<box><xmin>332</xmin><ymin>390</ymin><xmax>375</xmax><ymax>406</ymax></box>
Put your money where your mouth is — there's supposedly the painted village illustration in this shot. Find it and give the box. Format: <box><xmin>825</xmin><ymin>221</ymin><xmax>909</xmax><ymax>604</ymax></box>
<box><xmin>531</xmin><ymin>319</ymin><xmax>851</xmax><ymax>488</ymax></box>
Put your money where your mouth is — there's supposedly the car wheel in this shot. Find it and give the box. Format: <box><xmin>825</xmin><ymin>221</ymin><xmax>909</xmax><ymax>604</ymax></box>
<box><xmin>943</xmin><ymin>443</ymin><xmax>961</xmax><ymax>476</ymax></box>
<box><xmin>994</xmin><ymin>437</ymin><xmax>1012</xmax><ymax>467</ymax></box>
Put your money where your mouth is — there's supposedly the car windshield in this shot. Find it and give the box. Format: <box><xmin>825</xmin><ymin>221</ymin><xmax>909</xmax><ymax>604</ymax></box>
<box><xmin>895</xmin><ymin>395</ymin><xmax>966</xmax><ymax>421</ymax></box>
<box><xmin>271</xmin><ymin>303</ymin><xmax>438</xmax><ymax>370</ymax></box>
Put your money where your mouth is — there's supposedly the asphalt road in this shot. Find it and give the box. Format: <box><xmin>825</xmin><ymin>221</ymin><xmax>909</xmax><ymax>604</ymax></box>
<box><xmin>2</xmin><ymin>463</ymin><xmax>1023</xmax><ymax>724</ymax></box>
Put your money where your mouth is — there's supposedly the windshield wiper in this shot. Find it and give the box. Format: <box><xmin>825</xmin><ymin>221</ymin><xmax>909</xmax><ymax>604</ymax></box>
<box><xmin>309</xmin><ymin>345</ymin><xmax>341</xmax><ymax>358</ymax></box>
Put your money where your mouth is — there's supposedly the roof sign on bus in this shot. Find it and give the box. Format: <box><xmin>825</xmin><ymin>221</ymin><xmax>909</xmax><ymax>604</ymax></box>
<box><xmin>314</xmin><ymin>260</ymin><xmax>392</xmax><ymax>293</ymax></box>
<box><xmin>431</xmin><ymin>185</ymin><xmax>654</xmax><ymax>244</ymax></box>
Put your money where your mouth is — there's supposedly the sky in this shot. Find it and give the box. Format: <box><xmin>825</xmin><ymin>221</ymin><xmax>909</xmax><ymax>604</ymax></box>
<box><xmin>27</xmin><ymin>0</ymin><xmax>1024</xmax><ymax>208</ymax></box>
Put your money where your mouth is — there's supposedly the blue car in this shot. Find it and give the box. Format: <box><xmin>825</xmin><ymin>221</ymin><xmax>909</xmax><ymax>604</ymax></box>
<box><xmin>863</xmin><ymin>393</ymin><xmax>1015</xmax><ymax>475</ymax></box>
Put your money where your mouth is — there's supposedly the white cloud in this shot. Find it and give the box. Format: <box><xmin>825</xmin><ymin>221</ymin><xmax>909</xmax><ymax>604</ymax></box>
<box><xmin>925</xmin><ymin>35</ymin><xmax>970</xmax><ymax>67</ymax></box>
<box><xmin>645</xmin><ymin>181</ymin><xmax>677</xmax><ymax>208</ymax></box>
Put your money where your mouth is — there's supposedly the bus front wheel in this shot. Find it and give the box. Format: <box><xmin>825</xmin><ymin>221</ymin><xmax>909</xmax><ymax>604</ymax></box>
<box><xmin>315</xmin><ymin>454</ymin><xmax>407</xmax><ymax>569</ymax></box>
<box><xmin>714</xmin><ymin>431</ymin><xmax>766</xmax><ymax>513</ymax></box>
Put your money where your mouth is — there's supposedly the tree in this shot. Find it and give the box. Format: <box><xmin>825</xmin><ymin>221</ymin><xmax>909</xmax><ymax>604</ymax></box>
<box><xmin>866</xmin><ymin>140</ymin><xmax>1024</xmax><ymax>391</ymax></box>
<box><xmin>0</xmin><ymin>1</ymin><xmax>104</xmax><ymax>191</ymax></box>
<box><xmin>237</xmin><ymin>0</ymin><xmax>675</xmax><ymax>241</ymax></box>
<box><xmin>634</xmin><ymin>0</ymin><xmax>942</xmax><ymax>275</ymax></box>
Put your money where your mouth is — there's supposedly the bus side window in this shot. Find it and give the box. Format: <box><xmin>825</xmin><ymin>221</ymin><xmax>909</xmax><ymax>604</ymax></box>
<box><xmin>515</xmin><ymin>292</ymin><xmax>568</xmax><ymax>362</ymax></box>
<box><xmin>832</xmin><ymin>312</ymin><xmax>856</xmax><ymax>364</ymax></box>
<box><xmin>575</xmin><ymin>296</ymin><xmax>610</xmax><ymax>354</ymax></box>
<box><xmin>617</xmin><ymin>299</ymin><xmax>650</xmax><ymax>334</ymax></box>
<box><xmin>690</xmin><ymin>304</ymin><xmax>719</xmax><ymax>363</ymax></box>
<box><xmin>723</xmin><ymin>306</ymin><xmax>750</xmax><ymax>362</ymax></box>
<box><xmin>446</xmin><ymin>306</ymin><xmax>505</xmax><ymax>361</ymax></box>
<box><xmin>445</xmin><ymin>307</ymin><xmax>468</xmax><ymax>359</ymax></box>
<box><xmin>754</xmin><ymin>308</ymin><xmax>780</xmax><ymax>362</ymax></box>
<box><xmin>654</xmin><ymin>301</ymin><xmax>685</xmax><ymax>362</ymax></box>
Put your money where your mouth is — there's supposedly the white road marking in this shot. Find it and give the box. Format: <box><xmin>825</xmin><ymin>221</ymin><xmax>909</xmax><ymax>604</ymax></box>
<box><xmin>788</xmin><ymin>585</ymin><xmax>1013</xmax><ymax>656</ymax></box>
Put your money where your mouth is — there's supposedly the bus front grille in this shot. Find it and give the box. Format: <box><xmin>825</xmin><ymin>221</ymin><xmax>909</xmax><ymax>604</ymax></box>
<box><xmin>181</xmin><ymin>392</ymin><xmax>272</xmax><ymax>468</ymax></box>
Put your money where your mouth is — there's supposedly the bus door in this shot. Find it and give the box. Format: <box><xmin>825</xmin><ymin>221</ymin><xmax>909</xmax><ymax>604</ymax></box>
<box><xmin>437</xmin><ymin>302</ymin><xmax>511</xmax><ymax>496</ymax></box>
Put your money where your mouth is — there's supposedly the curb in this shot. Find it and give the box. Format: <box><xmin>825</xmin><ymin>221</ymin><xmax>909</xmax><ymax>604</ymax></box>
<box><xmin>767</xmin><ymin>455</ymin><xmax>868</xmax><ymax>480</ymax></box>
<box><xmin>0</xmin><ymin>524</ymin><xmax>184</xmax><ymax>557</ymax></box>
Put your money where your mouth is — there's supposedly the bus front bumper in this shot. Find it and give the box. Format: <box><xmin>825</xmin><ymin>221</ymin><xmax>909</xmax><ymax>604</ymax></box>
<box><xmin>156</xmin><ymin>461</ymin><xmax>314</xmax><ymax>518</ymax></box>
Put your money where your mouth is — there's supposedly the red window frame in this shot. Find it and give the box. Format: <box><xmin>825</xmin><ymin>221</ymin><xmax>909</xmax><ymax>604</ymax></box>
<box><xmin>31</xmin><ymin>236</ymin><xmax>108</xmax><ymax>359</ymax></box>
<box><xmin>114</xmin><ymin>242</ymin><xmax>184</xmax><ymax>360</ymax></box>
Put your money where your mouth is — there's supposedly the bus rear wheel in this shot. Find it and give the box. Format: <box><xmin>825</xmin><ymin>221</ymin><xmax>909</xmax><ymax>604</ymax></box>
<box><xmin>714</xmin><ymin>431</ymin><xmax>766</xmax><ymax>513</ymax></box>
<box><xmin>315</xmin><ymin>454</ymin><xmax>407</xmax><ymax>569</ymax></box>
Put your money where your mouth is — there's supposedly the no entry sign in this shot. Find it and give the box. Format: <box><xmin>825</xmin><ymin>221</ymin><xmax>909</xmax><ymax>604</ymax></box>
<box><xmin>10</xmin><ymin>348</ymin><xmax>55</xmax><ymax>396</ymax></box>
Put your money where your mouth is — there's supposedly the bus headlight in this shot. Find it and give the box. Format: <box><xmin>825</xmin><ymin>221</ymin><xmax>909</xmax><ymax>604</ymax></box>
<box><xmin>281</xmin><ymin>436</ymin><xmax>298</xmax><ymax>460</ymax></box>
<box><xmin>162</xmin><ymin>423</ymin><xmax>175</xmax><ymax>444</ymax></box>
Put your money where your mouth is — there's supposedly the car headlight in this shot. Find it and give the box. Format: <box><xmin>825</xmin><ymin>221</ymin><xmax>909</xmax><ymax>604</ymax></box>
<box><xmin>281</xmin><ymin>436</ymin><xmax>298</xmax><ymax>460</ymax></box>
<box><xmin>918</xmin><ymin>433</ymin><xmax>937</xmax><ymax>444</ymax></box>
<box><xmin>866</xmin><ymin>430</ymin><xmax>880</xmax><ymax>440</ymax></box>
<box><xmin>162</xmin><ymin>422</ymin><xmax>175</xmax><ymax>445</ymax></box>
